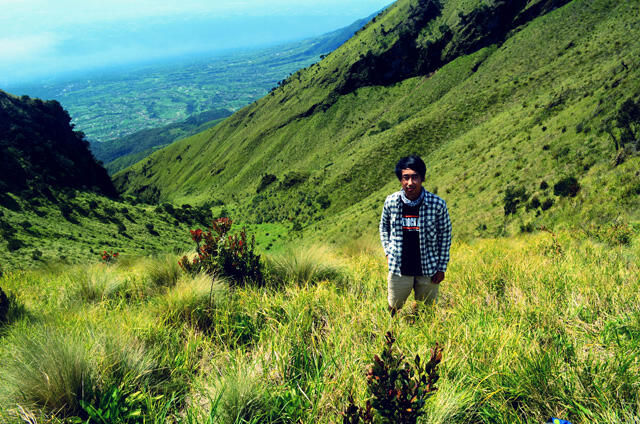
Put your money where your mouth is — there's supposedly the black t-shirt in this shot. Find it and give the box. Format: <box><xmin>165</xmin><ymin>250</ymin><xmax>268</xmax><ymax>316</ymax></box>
<box><xmin>401</xmin><ymin>203</ymin><xmax>423</xmax><ymax>276</ymax></box>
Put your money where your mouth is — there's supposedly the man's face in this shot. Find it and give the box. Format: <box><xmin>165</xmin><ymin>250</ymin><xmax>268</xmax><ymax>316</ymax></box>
<box><xmin>400</xmin><ymin>168</ymin><xmax>423</xmax><ymax>200</ymax></box>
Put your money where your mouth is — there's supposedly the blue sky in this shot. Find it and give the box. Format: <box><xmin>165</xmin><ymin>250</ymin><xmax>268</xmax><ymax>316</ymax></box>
<box><xmin>0</xmin><ymin>0</ymin><xmax>392</xmax><ymax>87</ymax></box>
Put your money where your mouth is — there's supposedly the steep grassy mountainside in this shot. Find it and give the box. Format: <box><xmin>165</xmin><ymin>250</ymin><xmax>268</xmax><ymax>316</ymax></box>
<box><xmin>115</xmin><ymin>0</ymin><xmax>640</xmax><ymax>242</ymax></box>
<box><xmin>0</xmin><ymin>91</ymin><xmax>115</xmax><ymax>198</ymax></box>
<box><xmin>90</xmin><ymin>108</ymin><xmax>232</xmax><ymax>174</ymax></box>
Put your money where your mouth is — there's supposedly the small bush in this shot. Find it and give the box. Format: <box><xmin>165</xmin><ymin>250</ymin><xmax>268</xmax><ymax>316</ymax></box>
<box><xmin>378</xmin><ymin>120</ymin><xmax>392</xmax><ymax>131</ymax></box>
<box><xmin>6</xmin><ymin>238</ymin><xmax>24</xmax><ymax>252</ymax></box>
<box><xmin>589</xmin><ymin>222</ymin><xmax>635</xmax><ymax>246</ymax></box>
<box><xmin>527</xmin><ymin>196</ymin><xmax>541</xmax><ymax>211</ymax></box>
<box><xmin>541</xmin><ymin>198</ymin><xmax>554</xmax><ymax>211</ymax></box>
<box><xmin>553</xmin><ymin>176</ymin><xmax>580</xmax><ymax>197</ymax></box>
<box><xmin>256</xmin><ymin>174</ymin><xmax>277</xmax><ymax>193</ymax></box>
<box><xmin>145</xmin><ymin>222</ymin><xmax>159</xmax><ymax>236</ymax></box>
<box><xmin>100</xmin><ymin>251</ymin><xmax>119</xmax><ymax>264</ymax></box>
<box><xmin>316</xmin><ymin>194</ymin><xmax>331</xmax><ymax>209</ymax></box>
<box><xmin>503</xmin><ymin>185</ymin><xmax>529</xmax><ymax>216</ymax></box>
<box><xmin>280</xmin><ymin>171</ymin><xmax>309</xmax><ymax>189</ymax></box>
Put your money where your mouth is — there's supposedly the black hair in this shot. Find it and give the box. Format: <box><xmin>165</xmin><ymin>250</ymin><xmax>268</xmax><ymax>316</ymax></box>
<box><xmin>395</xmin><ymin>155</ymin><xmax>426</xmax><ymax>180</ymax></box>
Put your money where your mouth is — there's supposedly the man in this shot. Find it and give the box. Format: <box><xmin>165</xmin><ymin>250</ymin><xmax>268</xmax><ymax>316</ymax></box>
<box><xmin>379</xmin><ymin>155</ymin><xmax>452</xmax><ymax>316</ymax></box>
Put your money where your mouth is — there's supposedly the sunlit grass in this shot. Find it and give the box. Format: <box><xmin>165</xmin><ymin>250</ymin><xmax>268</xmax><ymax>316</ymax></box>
<box><xmin>1</xmin><ymin>230</ymin><xmax>639</xmax><ymax>422</ymax></box>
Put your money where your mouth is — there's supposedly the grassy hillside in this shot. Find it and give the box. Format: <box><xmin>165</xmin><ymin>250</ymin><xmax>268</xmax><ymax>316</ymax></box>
<box><xmin>1</xmin><ymin>231</ymin><xmax>638</xmax><ymax>422</ymax></box>
<box><xmin>115</xmin><ymin>0</ymin><xmax>640</xmax><ymax>243</ymax></box>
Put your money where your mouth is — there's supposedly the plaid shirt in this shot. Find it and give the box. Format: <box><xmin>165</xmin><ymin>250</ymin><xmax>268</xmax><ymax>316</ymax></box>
<box><xmin>379</xmin><ymin>189</ymin><xmax>452</xmax><ymax>276</ymax></box>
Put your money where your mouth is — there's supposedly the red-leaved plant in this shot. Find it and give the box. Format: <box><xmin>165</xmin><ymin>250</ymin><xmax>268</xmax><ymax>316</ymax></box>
<box><xmin>342</xmin><ymin>332</ymin><xmax>443</xmax><ymax>424</ymax></box>
<box><xmin>179</xmin><ymin>218</ymin><xmax>264</xmax><ymax>286</ymax></box>
<box><xmin>100</xmin><ymin>251</ymin><xmax>119</xmax><ymax>264</ymax></box>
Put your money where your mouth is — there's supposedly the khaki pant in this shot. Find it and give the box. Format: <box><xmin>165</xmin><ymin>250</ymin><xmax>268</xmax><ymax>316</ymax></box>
<box><xmin>387</xmin><ymin>273</ymin><xmax>439</xmax><ymax>309</ymax></box>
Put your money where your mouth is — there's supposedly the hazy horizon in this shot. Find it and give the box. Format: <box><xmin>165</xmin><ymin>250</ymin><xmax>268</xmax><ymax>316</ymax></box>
<box><xmin>0</xmin><ymin>0</ymin><xmax>392</xmax><ymax>88</ymax></box>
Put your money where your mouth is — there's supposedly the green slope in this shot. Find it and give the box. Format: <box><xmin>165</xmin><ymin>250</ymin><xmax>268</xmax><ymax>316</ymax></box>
<box><xmin>115</xmin><ymin>0</ymin><xmax>640</xmax><ymax>241</ymax></box>
<box><xmin>90</xmin><ymin>109</ymin><xmax>232</xmax><ymax>175</ymax></box>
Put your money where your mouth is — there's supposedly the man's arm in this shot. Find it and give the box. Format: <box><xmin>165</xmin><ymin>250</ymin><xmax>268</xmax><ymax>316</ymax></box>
<box><xmin>379</xmin><ymin>198</ymin><xmax>392</xmax><ymax>257</ymax></box>
<box><xmin>436</xmin><ymin>202</ymin><xmax>452</xmax><ymax>273</ymax></box>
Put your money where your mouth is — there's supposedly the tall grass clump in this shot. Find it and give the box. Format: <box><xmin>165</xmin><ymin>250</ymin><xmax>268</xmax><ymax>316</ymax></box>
<box><xmin>68</xmin><ymin>265</ymin><xmax>126</xmax><ymax>303</ymax></box>
<box><xmin>0</xmin><ymin>323</ymin><xmax>97</xmax><ymax>418</ymax></box>
<box><xmin>265</xmin><ymin>245</ymin><xmax>349</xmax><ymax>286</ymax></box>
<box><xmin>159</xmin><ymin>272</ymin><xmax>228</xmax><ymax>331</ymax></box>
<box><xmin>200</xmin><ymin>361</ymin><xmax>280</xmax><ymax>424</ymax></box>
<box><xmin>143</xmin><ymin>253</ymin><xmax>182</xmax><ymax>289</ymax></box>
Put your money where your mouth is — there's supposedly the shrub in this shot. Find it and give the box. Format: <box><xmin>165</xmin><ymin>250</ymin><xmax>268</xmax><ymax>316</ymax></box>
<box><xmin>256</xmin><ymin>174</ymin><xmax>277</xmax><ymax>193</ymax></box>
<box><xmin>6</xmin><ymin>238</ymin><xmax>24</xmax><ymax>252</ymax></box>
<box><xmin>178</xmin><ymin>218</ymin><xmax>264</xmax><ymax>286</ymax></box>
<box><xmin>541</xmin><ymin>198</ymin><xmax>554</xmax><ymax>211</ymax></box>
<box><xmin>503</xmin><ymin>185</ymin><xmax>529</xmax><ymax>216</ymax></box>
<box><xmin>527</xmin><ymin>196</ymin><xmax>541</xmax><ymax>211</ymax></box>
<box><xmin>553</xmin><ymin>177</ymin><xmax>580</xmax><ymax>197</ymax></box>
<box><xmin>145</xmin><ymin>222</ymin><xmax>159</xmax><ymax>236</ymax></box>
<box><xmin>31</xmin><ymin>249</ymin><xmax>43</xmax><ymax>261</ymax></box>
<box><xmin>316</xmin><ymin>194</ymin><xmax>331</xmax><ymax>209</ymax></box>
<box><xmin>342</xmin><ymin>332</ymin><xmax>443</xmax><ymax>424</ymax></box>
<box><xmin>590</xmin><ymin>221</ymin><xmax>635</xmax><ymax>246</ymax></box>
<box><xmin>378</xmin><ymin>120</ymin><xmax>392</xmax><ymax>131</ymax></box>
<box><xmin>280</xmin><ymin>171</ymin><xmax>309</xmax><ymax>189</ymax></box>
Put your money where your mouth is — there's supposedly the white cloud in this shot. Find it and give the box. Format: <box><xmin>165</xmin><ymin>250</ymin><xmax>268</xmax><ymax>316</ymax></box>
<box><xmin>0</xmin><ymin>33</ymin><xmax>58</xmax><ymax>62</ymax></box>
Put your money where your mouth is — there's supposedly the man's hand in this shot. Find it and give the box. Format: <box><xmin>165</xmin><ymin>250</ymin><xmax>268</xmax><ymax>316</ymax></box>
<box><xmin>431</xmin><ymin>271</ymin><xmax>445</xmax><ymax>285</ymax></box>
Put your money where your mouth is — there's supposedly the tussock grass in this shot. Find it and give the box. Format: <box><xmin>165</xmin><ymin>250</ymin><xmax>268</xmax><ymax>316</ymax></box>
<box><xmin>265</xmin><ymin>245</ymin><xmax>349</xmax><ymax>287</ymax></box>
<box><xmin>138</xmin><ymin>253</ymin><xmax>182</xmax><ymax>289</ymax></box>
<box><xmin>202</xmin><ymin>360</ymin><xmax>274</xmax><ymax>424</ymax></box>
<box><xmin>68</xmin><ymin>265</ymin><xmax>127</xmax><ymax>303</ymax></box>
<box><xmin>159</xmin><ymin>272</ymin><xmax>229</xmax><ymax>331</ymax></box>
<box><xmin>0</xmin><ymin>322</ymin><xmax>97</xmax><ymax>418</ymax></box>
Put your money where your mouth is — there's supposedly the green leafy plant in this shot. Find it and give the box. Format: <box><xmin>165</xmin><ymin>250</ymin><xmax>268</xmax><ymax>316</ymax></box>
<box><xmin>342</xmin><ymin>332</ymin><xmax>443</xmax><ymax>424</ymax></box>
<box><xmin>79</xmin><ymin>386</ymin><xmax>147</xmax><ymax>424</ymax></box>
